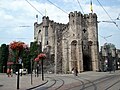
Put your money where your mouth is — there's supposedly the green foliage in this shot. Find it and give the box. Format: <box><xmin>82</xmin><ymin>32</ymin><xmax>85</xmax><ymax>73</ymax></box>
<box><xmin>29</xmin><ymin>41</ymin><xmax>40</xmax><ymax>73</ymax></box>
<box><xmin>0</xmin><ymin>41</ymin><xmax>40</xmax><ymax>73</ymax></box>
<box><xmin>30</xmin><ymin>41</ymin><xmax>39</xmax><ymax>59</ymax></box>
<box><xmin>0</xmin><ymin>44</ymin><xmax>9</xmax><ymax>73</ymax></box>
<box><xmin>20</xmin><ymin>41</ymin><xmax>39</xmax><ymax>73</ymax></box>
<box><xmin>21</xmin><ymin>48</ymin><xmax>31</xmax><ymax>73</ymax></box>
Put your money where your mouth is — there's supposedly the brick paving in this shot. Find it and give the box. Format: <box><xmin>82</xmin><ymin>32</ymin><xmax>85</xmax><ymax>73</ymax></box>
<box><xmin>0</xmin><ymin>70</ymin><xmax>120</xmax><ymax>90</ymax></box>
<box><xmin>0</xmin><ymin>74</ymin><xmax>47</xmax><ymax>90</ymax></box>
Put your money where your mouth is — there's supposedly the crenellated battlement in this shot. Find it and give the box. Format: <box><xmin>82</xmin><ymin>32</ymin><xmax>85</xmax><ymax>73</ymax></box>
<box><xmin>34</xmin><ymin>11</ymin><xmax>99</xmax><ymax>73</ymax></box>
<box><xmin>42</xmin><ymin>16</ymin><xmax>49</xmax><ymax>27</ymax></box>
<box><xmin>69</xmin><ymin>11</ymin><xmax>82</xmax><ymax>18</ymax></box>
<box><xmin>84</xmin><ymin>13</ymin><xmax>97</xmax><ymax>19</ymax></box>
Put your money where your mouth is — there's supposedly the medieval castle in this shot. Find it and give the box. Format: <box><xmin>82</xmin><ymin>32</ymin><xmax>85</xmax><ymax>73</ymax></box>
<box><xmin>34</xmin><ymin>11</ymin><xmax>99</xmax><ymax>73</ymax></box>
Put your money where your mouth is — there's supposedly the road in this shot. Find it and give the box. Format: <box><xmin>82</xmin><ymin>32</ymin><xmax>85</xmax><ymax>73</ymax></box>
<box><xmin>34</xmin><ymin>71</ymin><xmax>120</xmax><ymax>90</ymax></box>
<box><xmin>0</xmin><ymin>71</ymin><xmax>120</xmax><ymax>90</ymax></box>
<box><xmin>71</xmin><ymin>73</ymin><xmax>120</xmax><ymax>90</ymax></box>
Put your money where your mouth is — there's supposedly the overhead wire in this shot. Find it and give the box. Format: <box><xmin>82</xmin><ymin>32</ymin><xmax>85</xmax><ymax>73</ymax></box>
<box><xmin>24</xmin><ymin>0</ymin><xmax>111</xmax><ymax>42</ymax></box>
<box><xmin>46</xmin><ymin>0</ymin><xmax>68</xmax><ymax>15</ymax></box>
<box><xmin>76</xmin><ymin>0</ymin><xmax>84</xmax><ymax>14</ymax></box>
<box><xmin>25</xmin><ymin>0</ymin><xmax>44</xmax><ymax>16</ymax></box>
<box><xmin>96</xmin><ymin>0</ymin><xmax>120</xmax><ymax>31</ymax></box>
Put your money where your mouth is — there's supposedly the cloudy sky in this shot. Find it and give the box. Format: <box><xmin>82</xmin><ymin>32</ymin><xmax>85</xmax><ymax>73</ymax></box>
<box><xmin>0</xmin><ymin>0</ymin><xmax>120</xmax><ymax>49</ymax></box>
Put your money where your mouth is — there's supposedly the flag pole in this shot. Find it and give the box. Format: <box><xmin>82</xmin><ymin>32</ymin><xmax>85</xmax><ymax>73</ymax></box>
<box><xmin>36</xmin><ymin>15</ymin><xmax>38</xmax><ymax>23</ymax></box>
<box><xmin>90</xmin><ymin>0</ymin><xmax>93</xmax><ymax>13</ymax></box>
<box><xmin>45</xmin><ymin>8</ymin><xmax>47</xmax><ymax>17</ymax></box>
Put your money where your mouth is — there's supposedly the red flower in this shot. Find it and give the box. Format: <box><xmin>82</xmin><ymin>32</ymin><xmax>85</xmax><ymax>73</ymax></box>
<box><xmin>34</xmin><ymin>53</ymin><xmax>46</xmax><ymax>62</ymax></box>
<box><xmin>34</xmin><ymin>57</ymin><xmax>39</xmax><ymax>62</ymax></box>
<box><xmin>10</xmin><ymin>41</ymin><xmax>27</xmax><ymax>51</ymax></box>
<box><xmin>38</xmin><ymin>53</ymin><xmax>46</xmax><ymax>59</ymax></box>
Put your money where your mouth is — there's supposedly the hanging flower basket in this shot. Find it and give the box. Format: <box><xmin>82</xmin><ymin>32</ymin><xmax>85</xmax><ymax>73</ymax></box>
<box><xmin>34</xmin><ymin>53</ymin><xmax>46</xmax><ymax>62</ymax></box>
<box><xmin>34</xmin><ymin>57</ymin><xmax>40</xmax><ymax>62</ymax></box>
<box><xmin>9</xmin><ymin>41</ymin><xmax>27</xmax><ymax>63</ymax></box>
<box><xmin>38</xmin><ymin>53</ymin><xmax>46</xmax><ymax>60</ymax></box>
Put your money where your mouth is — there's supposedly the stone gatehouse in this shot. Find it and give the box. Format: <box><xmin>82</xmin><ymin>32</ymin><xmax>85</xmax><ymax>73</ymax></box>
<box><xmin>34</xmin><ymin>11</ymin><xmax>99</xmax><ymax>73</ymax></box>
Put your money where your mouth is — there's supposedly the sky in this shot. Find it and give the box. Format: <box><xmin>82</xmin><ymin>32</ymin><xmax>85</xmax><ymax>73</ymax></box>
<box><xmin>0</xmin><ymin>0</ymin><xmax>120</xmax><ymax>49</ymax></box>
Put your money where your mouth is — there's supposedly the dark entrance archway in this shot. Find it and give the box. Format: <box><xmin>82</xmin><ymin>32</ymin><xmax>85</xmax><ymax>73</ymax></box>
<box><xmin>83</xmin><ymin>54</ymin><xmax>92</xmax><ymax>71</ymax></box>
<box><xmin>71</xmin><ymin>40</ymin><xmax>77</xmax><ymax>69</ymax></box>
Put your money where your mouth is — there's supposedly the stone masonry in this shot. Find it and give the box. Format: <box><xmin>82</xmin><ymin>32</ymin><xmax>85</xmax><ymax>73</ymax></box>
<box><xmin>34</xmin><ymin>11</ymin><xmax>99</xmax><ymax>74</ymax></box>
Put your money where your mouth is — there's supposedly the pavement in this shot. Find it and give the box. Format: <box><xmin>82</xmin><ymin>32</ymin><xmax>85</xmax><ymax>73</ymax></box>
<box><xmin>0</xmin><ymin>70</ymin><xmax>120</xmax><ymax>90</ymax></box>
<box><xmin>0</xmin><ymin>74</ymin><xmax>47</xmax><ymax>90</ymax></box>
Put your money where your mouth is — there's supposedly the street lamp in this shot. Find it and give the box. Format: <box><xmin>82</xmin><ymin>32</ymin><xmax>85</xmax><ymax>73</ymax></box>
<box><xmin>30</xmin><ymin>58</ymin><xmax>33</xmax><ymax>85</ymax></box>
<box><xmin>9</xmin><ymin>41</ymin><xmax>27</xmax><ymax>89</ymax></box>
<box><xmin>35</xmin><ymin>53</ymin><xmax>46</xmax><ymax>81</ymax></box>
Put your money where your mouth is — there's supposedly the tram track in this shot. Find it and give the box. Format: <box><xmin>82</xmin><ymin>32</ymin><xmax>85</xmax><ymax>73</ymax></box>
<box><xmin>62</xmin><ymin>73</ymin><xmax>120</xmax><ymax>90</ymax></box>
<box><xmin>79</xmin><ymin>73</ymin><xmax>120</xmax><ymax>90</ymax></box>
<box><xmin>105</xmin><ymin>79</ymin><xmax>120</xmax><ymax>90</ymax></box>
<box><xmin>29</xmin><ymin>72</ymin><xmax>120</xmax><ymax>90</ymax></box>
<box><xmin>34</xmin><ymin>77</ymin><xmax>65</xmax><ymax>90</ymax></box>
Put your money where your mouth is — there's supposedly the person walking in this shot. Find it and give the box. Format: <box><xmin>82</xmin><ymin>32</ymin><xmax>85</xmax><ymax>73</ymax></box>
<box><xmin>7</xmin><ymin>68</ymin><xmax>11</xmax><ymax>77</ymax></box>
<box><xmin>74</xmin><ymin>67</ymin><xmax>78</xmax><ymax>76</ymax></box>
<box><xmin>72</xmin><ymin>67</ymin><xmax>78</xmax><ymax>76</ymax></box>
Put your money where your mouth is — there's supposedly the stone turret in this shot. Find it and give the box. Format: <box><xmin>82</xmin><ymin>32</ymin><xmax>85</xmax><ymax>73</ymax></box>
<box><xmin>87</xmin><ymin>13</ymin><xmax>99</xmax><ymax>71</ymax></box>
<box><xmin>42</xmin><ymin>16</ymin><xmax>49</xmax><ymax>27</ymax></box>
<box><xmin>69</xmin><ymin>11</ymin><xmax>83</xmax><ymax>32</ymax></box>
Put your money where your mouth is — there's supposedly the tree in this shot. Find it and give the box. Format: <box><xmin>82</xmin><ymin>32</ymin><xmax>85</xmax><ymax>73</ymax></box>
<box><xmin>21</xmin><ymin>47</ymin><xmax>31</xmax><ymax>73</ymax></box>
<box><xmin>0</xmin><ymin>44</ymin><xmax>9</xmax><ymax>73</ymax></box>
<box><xmin>28</xmin><ymin>41</ymin><xmax>39</xmax><ymax>73</ymax></box>
<box><xmin>30</xmin><ymin>41</ymin><xmax>39</xmax><ymax>58</ymax></box>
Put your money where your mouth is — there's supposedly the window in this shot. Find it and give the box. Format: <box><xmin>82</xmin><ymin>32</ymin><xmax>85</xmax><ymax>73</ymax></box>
<box><xmin>38</xmin><ymin>30</ymin><xmax>41</xmax><ymax>33</ymax></box>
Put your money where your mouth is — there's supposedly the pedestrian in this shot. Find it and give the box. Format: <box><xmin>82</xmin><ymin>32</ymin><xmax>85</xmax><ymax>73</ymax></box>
<box><xmin>74</xmin><ymin>67</ymin><xmax>78</xmax><ymax>76</ymax></box>
<box><xmin>72</xmin><ymin>67</ymin><xmax>78</xmax><ymax>76</ymax></box>
<box><xmin>7</xmin><ymin>68</ymin><xmax>11</xmax><ymax>77</ymax></box>
<box><xmin>71</xmin><ymin>68</ymin><xmax>74</xmax><ymax>74</ymax></box>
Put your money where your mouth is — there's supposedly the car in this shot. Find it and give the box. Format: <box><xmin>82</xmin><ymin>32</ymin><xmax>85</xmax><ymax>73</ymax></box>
<box><xmin>22</xmin><ymin>69</ymin><xmax>27</xmax><ymax>75</ymax></box>
<box><xmin>16</xmin><ymin>69</ymin><xmax>27</xmax><ymax>75</ymax></box>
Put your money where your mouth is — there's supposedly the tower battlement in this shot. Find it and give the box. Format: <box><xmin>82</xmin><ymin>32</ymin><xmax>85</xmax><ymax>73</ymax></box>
<box><xmin>69</xmin><ymin>11</ymin><xmax>83</xmax><ymax>18</ymax></box>
<box><xmin>34</xmin><ymin>11</ymin><xmax>99</xmax><ymax>73</ymax></box>
<box><xmin>42</xmin><ymin>16</ymin><xmax>49</xmax><ymax>27</ymax></box>
<box><xmin>84</xmin><ymin>13</ymin><xmax>97</xmax><ymax>19</ymax></box>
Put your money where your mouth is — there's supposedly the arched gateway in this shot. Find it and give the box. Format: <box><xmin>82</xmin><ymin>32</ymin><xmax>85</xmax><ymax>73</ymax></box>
<box><xmin>71</xmin><ymin>40</ymin><xmax>78</xmax><ymax>69</ymax></box>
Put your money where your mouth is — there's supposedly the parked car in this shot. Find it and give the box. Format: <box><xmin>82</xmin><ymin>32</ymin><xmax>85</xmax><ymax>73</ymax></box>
<box><xmin>22</xmin><ymin>69</ymin><xmax>27</xmax><ymax>75</ymax></box>
<box><xmin>16</xmin><ymin>69</ymin><xmax>27</xmax><ymax>75</ymax></box>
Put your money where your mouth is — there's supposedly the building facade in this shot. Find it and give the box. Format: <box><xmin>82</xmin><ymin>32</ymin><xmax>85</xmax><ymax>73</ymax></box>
<box><xmin>34</xmin><ymin>11</ymin><xmax>99</xmax><ymax>73</ymax></box>
<box><xmin>100</xmin><ymin>43</ymin><xmax>120</xmax><ymax>71</ymax></box>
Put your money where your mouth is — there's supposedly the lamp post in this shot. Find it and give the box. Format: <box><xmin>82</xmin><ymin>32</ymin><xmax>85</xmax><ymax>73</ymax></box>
<box><xmin>16</xmin><ymin>57</ymin><xmax>22</xmax><ymax>89</ymax></box>
<box><xmin>38</xmin><ymin>53</ymin><xmax>46</xmax><ymax>81</ymax></box>
<box><xmin>30</xmin><ymin>58</ymin><xmax>33</xmax><ymax>85</ymax></box>
<box><xmin>35</xmin><ymin>53</ymin><xmax>46</xmax><ymax>81</ymax></box>
<box><xmin>16</xmin><ymin>64</ymin><xmax>20</xmax><ymax>89</ymax></box>
<box><xmin>9</xmin><ymin>41</ymin><xmax>27</xmax><ymax>89</ymax></box>
<box><xmin>41</xmin><ymin>58</ymin><xmax>44</xmax><ymax>81</ymax></box>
